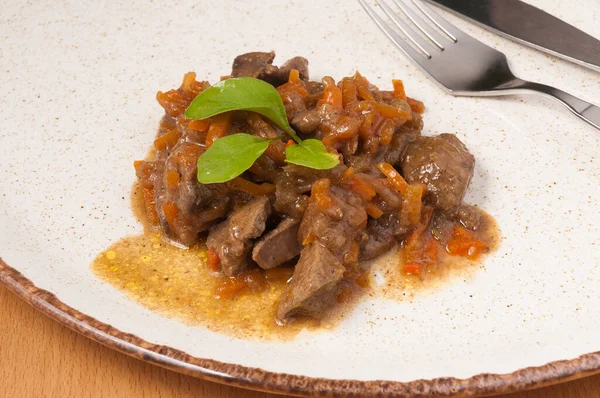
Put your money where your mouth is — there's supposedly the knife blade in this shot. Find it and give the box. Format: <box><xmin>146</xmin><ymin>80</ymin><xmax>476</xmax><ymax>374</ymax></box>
<box><xmin>426</xmin><ymin>0</ymin><xmax>600</xmax><ymax>72</ymax></box>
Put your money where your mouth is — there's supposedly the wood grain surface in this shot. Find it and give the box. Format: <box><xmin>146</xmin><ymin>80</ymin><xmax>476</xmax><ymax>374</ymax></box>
<box><xmin>1</xmin><ymin>284</ymin><xmax>598</xmax><ymax>398</ymax></box>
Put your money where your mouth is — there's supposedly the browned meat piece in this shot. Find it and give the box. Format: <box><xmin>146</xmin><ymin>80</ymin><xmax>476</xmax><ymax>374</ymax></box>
<box><xmin>231</xmin><ymin>52</ymin><xmax>309</xmax><ymax>87</ymax></box>
<box><xmin>360</xmin><ymin>213</ymin><xmax>411</xmax><ymax>261</ymax></box>
<box><xmin>401</xmin><ymin>134</ymin><xmax>474</xmax><ymax>214</ymax></box>
<box><xmin>263</xmin><ymin>56</ymin><xmax>309</xmax><ymax>86</ymax></box>
<box><xmin>231</xmin><ymin>52</ymin><xmax>276</xmax><ymax>79</ymax></box>
<box><xmin>457</xmin><ymin>204</ymin><xmax>482</xmax><ymax>231</ymax></box>
<box><xmin>155</xmin><ymin>143</ymin><xmax>230</xmax><ymax>246</ymax></box>
<box><xmin>228</xmin><ymin>196</ymin><xmax>272</xmax><ymax>240</ymax></box>
<box><xmin>274</xmin><ymin>166</ymin><xmax>313</xmax><ymax>218</ymax></box>
<box><xmin>298</xmin><ymin>187</ymin><xmax>368</xmax><ymax>265</ymax></box>
<box><xmin>206</xmin><ymin>196</ymin><xmax>272</xmax><ymax>276</ymax></box>
<box><xmin>291</xmin><ymin>108</ymin><xmax>321</xmax><ymax>134</ymax></box>
<box><xmin>273</xmin><ymin>164</ymin><xmax>345</xmax><ymax>218</ymax></box>
<box><xmin>206</xmin><ymin>221</ymin><xmax>249</xmax><ymax>275</ymax></box>
<box><xmin>376</xmin><ymin>122</ymin><xmax>421</xmax><ymax>167</ymax></box>
<box><xmin>252</xmin><ymin>219</ymin><xmax>302</xmax><ymax>269</ymax></box>
<box><xmin>276</xmin><ymin>242</ymin><xmax>345</xmax><ymax>324</ymax></box>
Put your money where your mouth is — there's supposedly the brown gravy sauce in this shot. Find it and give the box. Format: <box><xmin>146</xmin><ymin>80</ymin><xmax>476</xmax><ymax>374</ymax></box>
<box><xmin>92</xmin><ymin>183</ymin><xmax>501</xmax><ymax>340</ymax></box>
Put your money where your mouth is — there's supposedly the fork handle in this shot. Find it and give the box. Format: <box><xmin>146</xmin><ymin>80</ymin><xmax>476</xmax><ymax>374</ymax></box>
<box><xmin>496</xmin><ymin>79</ymin><xmax>600</xmax><ymax>130</ymax></box>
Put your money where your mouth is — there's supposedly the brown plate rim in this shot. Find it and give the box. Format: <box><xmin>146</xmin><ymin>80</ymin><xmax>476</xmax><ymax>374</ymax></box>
<box><xmin>1</xmin><ymin>258</ymin><xmax>599</xmax><ymax>397</ymax></box>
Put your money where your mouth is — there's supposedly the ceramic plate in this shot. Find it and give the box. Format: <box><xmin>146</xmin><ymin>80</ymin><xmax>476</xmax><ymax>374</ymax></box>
<box><xmin>1</xmin><ymin>0</ymin><xmax>599</xmax><ymax>396</ymax></box>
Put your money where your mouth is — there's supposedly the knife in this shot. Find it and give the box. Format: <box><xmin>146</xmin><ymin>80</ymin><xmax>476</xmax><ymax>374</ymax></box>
<box><xmin>426</xmin><ymin>0</ymin><xmax>600</xmax><ymax>73</ymax></box>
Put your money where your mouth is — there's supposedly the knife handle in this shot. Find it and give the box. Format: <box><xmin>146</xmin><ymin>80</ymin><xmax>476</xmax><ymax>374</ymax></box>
<box><xmin>498</xmin><ymin>79</ymin><xmax>600</xmax><ymax>130</ymax></box>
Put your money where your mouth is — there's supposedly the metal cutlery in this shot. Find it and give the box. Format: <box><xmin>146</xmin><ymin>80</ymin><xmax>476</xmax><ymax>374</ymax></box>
<box><xmin>358</xmin><ymin>0</ymin><xmax>600</xmax><ymax>130</ymax></box>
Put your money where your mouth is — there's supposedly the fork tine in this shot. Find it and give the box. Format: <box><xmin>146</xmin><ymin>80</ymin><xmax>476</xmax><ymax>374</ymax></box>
<box><xmin>411</xmin><ymin>0</ymin><xmax>459</xmax><ymax>42</ymax></box>
<box><xmin>375</xmin><ymin>0</ymin><xmax>434</xmax><ymax>58</ymax></box>
<box><xmin>358</xmin><ymin>0</ymin><xmax>430</xmax><ymax>62</ymax></box>
<box><xmin>391</xmin><ymin>0</ymin><xmax>446</xmax><ymax>50</ymax></box>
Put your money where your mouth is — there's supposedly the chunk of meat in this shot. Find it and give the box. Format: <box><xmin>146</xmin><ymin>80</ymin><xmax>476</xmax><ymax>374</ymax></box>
<box><xmin>457</xmin><ymin>204</ymin><xmax>482</xmax><ymax>231</ymax></box>
<box><xmin>273</xmin><ymin>164</ymin><xmax>345</xmax><ymax>218</ymax></box>
<box><xmin>264</xmin><ymin>56</ymin><xmax>309</xmax><ymax>86</ymax></box>
<box><xmin>401</xmin><ymin>134</ymin><xmax>474</xmax><ymax>214</ymax></box>
<box><xmin>360</xmin><ymin>213</ymin><xmax>411</xmax><ymax>261</ymax></box>
<box><xmin>206</xmin><ymin>196</ymin><xmax>272</xmax><ymax>276</ymax></box>
<box><xmin>231</xmin><ymin>52</ymin><xmax>276</xmax><ymax>79</ymax></box>
<box><xmin>156</xmin><ymin>143</ymin><xmax>229</xmax><ymax>246</ymax></box>
<box><xmin>276</xmin><ymin>242</ymin><xmax>345</xmax><ymax>324</ymax></box>
<box><xmin>299</xmin><ymin>186</ymin><xmax>367</xmax><ymax>263</ymax></box>
<box><xmin>228</xmin><ymin>196</ymin><xmax>272</xmax><ymax>241</ymax></box>
<box><xmin>231</xmin><ymin>52</ymin><xmax>309</xmax><ymax>87</ymax></box>
<box><xmin>291</xmin><ymin>108</ymin><xmax>321</xmax><ymax>134</ymax></box>
<box><xmin>252</xmin><ymin>219</ymin><xmax>302</xmax><ymax>269</ymax></box>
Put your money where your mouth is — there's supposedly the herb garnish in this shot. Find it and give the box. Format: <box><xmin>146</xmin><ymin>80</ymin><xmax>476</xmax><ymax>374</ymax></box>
<box><xmin>185</xmin><ymin>77</ymin><xmax>339</xmax><ymax>184</ymax></box>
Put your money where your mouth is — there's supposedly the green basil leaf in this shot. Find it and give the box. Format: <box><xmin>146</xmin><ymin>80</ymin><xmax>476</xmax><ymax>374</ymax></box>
<box><xmin>285</xmin><ymin>139</ymin><xmax>340</xmax><ymax>170</ymax></box>
<box><xmin>185</xmin><ymin>77</ymin><xmax>301</xmax><ymax>143</ymax></box>
<box><xmin>197</xmin><ymin>134</ymin><xmax>276</xmax><ymax>184</ymax></box>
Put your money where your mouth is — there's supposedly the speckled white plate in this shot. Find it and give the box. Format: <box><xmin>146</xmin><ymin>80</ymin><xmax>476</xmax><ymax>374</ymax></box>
<box><xmin>1</xmin><ymin>0</ymin><xmax>599</xmax><ymax>396</ymax></box>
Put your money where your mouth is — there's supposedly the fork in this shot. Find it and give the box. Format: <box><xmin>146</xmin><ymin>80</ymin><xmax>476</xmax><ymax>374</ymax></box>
<box><xmin>358</xmin><ymin>0</ymin><xmax>600</xmax><ymax>130</ymax></box>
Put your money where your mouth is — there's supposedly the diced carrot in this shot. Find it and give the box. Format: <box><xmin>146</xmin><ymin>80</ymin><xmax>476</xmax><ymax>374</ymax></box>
<box><xmin>358</xmin><ymin>112</ymin><xmax>385</xmax><ymax>155</ymax></box>
<box><xmin>341</xmin><ymin>78</ymin><xmax>358</xmax><ymax>107</ymax></box>
<box><xmin>322</xmin><ymin>116</ymin><xmax>361</xmax><ymax>147</ymax></box>
<box><xmin>392</xmin><ymin>79</ymin><xmax>407</xmax><ymax>100</ymax></box>
<box><xmin>374</xmin><ymin>102</ymin><xmax>412</xmax><ymax>120</ymax></box>
<box><xmin>153</xmin><ymin>129</ymin><xmax>179</xmax><ymax>151</ymax></box>
<box><xmin>207</xmin><ymin>248</ymin><xmax>221</xmax><ymax>272</ymax></box>
<box><xmin>357</xmin><ymin>101</ymin><xmax>412</xmax><ymax>120</ymax></box>
<box><xmin>181</xmin><ymin>72</ymin><xmax>209</xmax><ymax>98</ymax></box>
<box><xmin>220</xmin><ymin>75</ymin><xmax>230</xmax><ymax>81</ymax></box>
<box><xmin>142</xmin><ymin>186</ymin><xmax>159</xmax><ymax>225</ymax></box>
<box><xmin>379</xmin><ymin>119</ymin><xmax>394</xmax><ymax>145</ymax></box>
<box><xmin>278</xmin><ymin>81</ymin><xmax>309</xmax><ymax>98</ymax></box>
<box><xmin>166</xmin><ymin>169</ymin><xmax>180</xmax><ymax>190</ymax></box>
<box><xmin>377</xmin><ymin>162</ymin><xmax>408</xmax><ymax>194</ymax></box>
<box><xmin>162</xmin><ymin>201</ymin><xmax>179</xmax><ymax>230</ymax></box>
<box><xmin>288</xmin><ymin>69</ymin><xmax>301</xmax><ymax>84</ymax></box>
<box><xmin>358</xmin><ymin>111</ymin><xmax>374</xmax><ymax>139</ymax></box>
<box><xmin>407</xmin><ymin>97</ymin><xmax>425</xmax><ymax>113</ymax></box>
<box><xmin>228</xmin><ymin>177</ymin><xmax>276</xmax><ymax>196</ymax></box>
<box><xmin>354</xmin><ymin>273</ymin><xmax>369</xmax><ymax>288</ymax></box>
<box><xmin>400</xmin><ymin>183</ymin><xmax>425</xmax><ymax>226</ymax></box>
<box><xmin>133</xmin><ymin>160</ymin><xmax>143</xmax><ymax>171</ymax></box>
<box><xmin>365</xmin><ymin>201</ymin><xmax>384</xmax><ymax>219</ymax></box>
<box><xmin>342</xmin><ymin>167</ymin><xmax>355</xmax><ymax>181</ymax></box>
<box><xmin>311</xmin><ymin>178</ymin><xmax>333</xmax><ymax>210</ymax></box>
<box><xmin>446</xmin><ymin>226</ymin><xmax>488</xmax><ymax>260</ymax></box>
<box><xmin>187</xmin><ymin>119</ymin><xmax>211</xmax><ymax>132</ymax></box>
<box><xmin>403</xmin><ymin>263</ymin><xmax>422</xmax><ymax>276</ymax></box>
<box><xmin>181</xmin><ymin>72</ymin><xmax>196</xmax><ymax>94</ymax></box>
<box><xmin>354</xmin><ymin>72</ymin><xmax>374</xmax><ymax>101</ymax></box>
<box><xmin>318</xmin><ymin>76</ymin><xmax>343</xmax><ymax>108</ymax></box>
<box><xmin>345</xmin><ymin>175</ymin><xmax>376</xmax><ymax>201</ymax></box>
<box><xmin>156</xmin><ymin>89</ymin><xmax>189</xmax><ymax>117</ymax></box>
<box><xmin>285</xmin><ymin>140</ymin><xmax>295</xmax><ymax>149</ymax></box>
<box><xmin>205</xmin><ymin>112</ymin><xmax>232</xmax><ymax>148</ymax></box>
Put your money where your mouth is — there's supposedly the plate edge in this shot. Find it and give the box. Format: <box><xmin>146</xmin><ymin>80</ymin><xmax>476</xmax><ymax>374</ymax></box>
<box><xmin>1</xmin><ymin>258</ymin><xmax>599</xmax><ymax>397</ymax></box>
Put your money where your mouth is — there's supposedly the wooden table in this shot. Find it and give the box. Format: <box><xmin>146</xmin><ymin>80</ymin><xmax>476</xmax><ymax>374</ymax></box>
<box><xmin>1</xmin><ymin>285</ymin><xmax>598</xmax><ymax>397</ymax></box>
